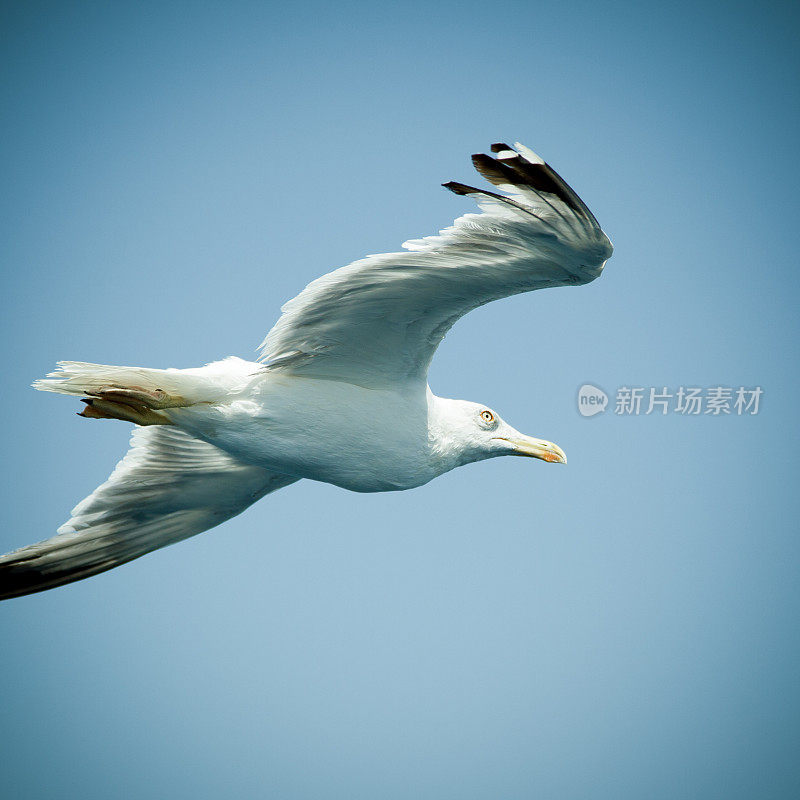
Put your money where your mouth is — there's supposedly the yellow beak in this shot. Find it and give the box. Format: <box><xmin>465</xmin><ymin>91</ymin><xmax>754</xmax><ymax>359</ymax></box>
<box><xmin>494</xmin><ymin>436</ymin><xmax>567</xmax><ymax>464</ymax></box>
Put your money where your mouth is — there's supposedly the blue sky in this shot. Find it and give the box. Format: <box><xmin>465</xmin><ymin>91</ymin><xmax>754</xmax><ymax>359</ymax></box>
<box><xmin>1</xmin><ymin>1</ymin><xmax>799</xmax><ymax>798</ymax></box>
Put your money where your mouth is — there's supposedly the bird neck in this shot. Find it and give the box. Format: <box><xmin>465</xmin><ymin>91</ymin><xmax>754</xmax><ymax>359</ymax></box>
<box><xmin>425</xmin><ymin>390</ymin><xmax>483</xmax><ymax>472</ymax></box>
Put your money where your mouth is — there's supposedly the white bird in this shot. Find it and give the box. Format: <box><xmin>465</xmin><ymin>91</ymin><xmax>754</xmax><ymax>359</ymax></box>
<box><xmin>0</xmin><ymin>142</ymin><xmax>612</xmax><ymax>600</ymax></box>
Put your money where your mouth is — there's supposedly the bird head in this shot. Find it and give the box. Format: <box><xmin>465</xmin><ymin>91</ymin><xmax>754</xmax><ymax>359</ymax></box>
<box><xmin>429</xmin><ymin>396</ymin><xmax>567</xmax><ymax>468</ymax></box>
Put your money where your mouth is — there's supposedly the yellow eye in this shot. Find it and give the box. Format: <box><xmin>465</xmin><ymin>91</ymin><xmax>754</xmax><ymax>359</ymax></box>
<box><xmin>480</xmin><ymin>410</ymin><xmax>495</xmax><ymax>424</ymax></box>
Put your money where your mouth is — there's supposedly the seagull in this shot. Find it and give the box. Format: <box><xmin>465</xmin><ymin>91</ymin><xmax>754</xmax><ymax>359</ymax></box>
<box><xmin>0</xmin><ymin>142</ymin><xmax>612</xmax><ymax>600</ymax></box>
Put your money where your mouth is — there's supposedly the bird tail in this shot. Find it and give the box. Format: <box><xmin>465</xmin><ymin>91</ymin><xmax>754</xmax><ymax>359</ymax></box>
<box><xmin>34</xmin><ymin>361</ymin><xmax>223</xmax><ymax>403</ymax></box>
<box><xmin>32</xmin><ymin>357</ymin><xmax>261</xmax><ymax>424</ymax></box>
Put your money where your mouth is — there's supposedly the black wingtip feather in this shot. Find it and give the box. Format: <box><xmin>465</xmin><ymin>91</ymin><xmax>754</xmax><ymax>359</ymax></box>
<box><xmin>472</xmin><ymin>151</ymin><xmax>588</xmax><ymax>217</ymax></box>
<box><xmin>442</xmin><ymin>181</ymin><xmax>476</xmax><ymax>196</ymax></box>
<box><xmin>448</xmin><ymin>143</ymin><xmax>601</xmax><ymax>229</ymax></box>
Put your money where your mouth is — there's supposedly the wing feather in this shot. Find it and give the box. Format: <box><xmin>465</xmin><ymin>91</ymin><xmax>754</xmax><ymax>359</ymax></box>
<box><xmin>0</xmin><ymin>427</ymin><xmax>298</xmax><ymax>599</ymax></box>
<box><xmin>258</xmin><ymin>142</ymin><xmax>612</xmax><ymax>387</ymax></box>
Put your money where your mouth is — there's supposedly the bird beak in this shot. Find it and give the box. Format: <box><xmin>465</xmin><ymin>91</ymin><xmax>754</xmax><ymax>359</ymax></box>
<box><xmin>494</xmin><ymin>436</ymin><xmax>567</xmax><ymax>464</ymax></box>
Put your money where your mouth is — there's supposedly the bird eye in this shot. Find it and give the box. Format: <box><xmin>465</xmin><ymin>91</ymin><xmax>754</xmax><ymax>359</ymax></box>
<box><xmin>480</xmin><ymin>410</ymin><xmax>495</xmax><ymax>424</ymax></box>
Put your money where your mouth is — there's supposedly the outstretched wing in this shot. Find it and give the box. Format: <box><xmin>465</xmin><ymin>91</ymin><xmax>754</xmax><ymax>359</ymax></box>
<box><xmin>258</xmin><ymin>142</ymin><xmax>613</xmax><ymax>388</ymax></box>
<box><xmin>0</xmin><ymin>426</ymin><xmax>298</xmax><ymax>600</ymax></box>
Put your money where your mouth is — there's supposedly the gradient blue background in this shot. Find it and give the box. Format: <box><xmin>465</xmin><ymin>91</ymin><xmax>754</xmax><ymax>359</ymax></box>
<box><xmin>2</xmin><ymin>2</ymin><xmax>798</xmax><ymax>798</ymax></box>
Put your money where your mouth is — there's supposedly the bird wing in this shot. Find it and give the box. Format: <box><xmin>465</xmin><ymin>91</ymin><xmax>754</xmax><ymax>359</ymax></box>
<box><xmin>0</xmin><ymin>426</ymin><xmax>299</xmax><ymax>600</ymax></box>
<box><xmin>258</xmin><ymin>142</ymin><xmax>613</xmax><ymax>388</ymax></box>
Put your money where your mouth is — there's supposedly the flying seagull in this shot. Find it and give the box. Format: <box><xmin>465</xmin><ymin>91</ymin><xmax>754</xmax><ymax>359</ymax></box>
<box><xmin>0</xmin><ymin>142</ymin><xmax>612</xmax><ymax>600</ymax></box>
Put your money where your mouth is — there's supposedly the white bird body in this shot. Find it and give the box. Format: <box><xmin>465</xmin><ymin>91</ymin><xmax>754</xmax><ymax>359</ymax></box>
<box><xmin>0</xmin><ymin>142</ymin><xmax>612</xmax><ymax>599</ymax></box>
<box><xmin>174</xmin><ymin>363</ymin><xmax>438</xmax><ymax>492</ymax></box>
